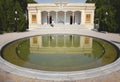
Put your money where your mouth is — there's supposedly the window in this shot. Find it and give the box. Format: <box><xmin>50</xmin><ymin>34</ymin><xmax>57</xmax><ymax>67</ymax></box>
<box><xmin>86</xmin><ymin>14</ymin><xmax>91</xmax><ymax>22</ymax></box>
<box><xmin>33</xmin><ymin>37</ymin><xmax>38</xmax><ymax>44</ymax></box>
<box><xmin>32</xmin><ymin>15</ymin><xmax>37</xmax><ymax>23</ymax></box>
<box><xmin>85</xmin><ymin>37</ymin><xmax>90</xmax><ymax>44</ymax></box>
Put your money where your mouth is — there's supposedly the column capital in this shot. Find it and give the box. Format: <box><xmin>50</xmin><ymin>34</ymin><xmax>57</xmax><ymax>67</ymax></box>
<box><xmin>47</xmin><ymin>11</ymin><xmax>50</xmax><ymax>13</ymax></box>
<box><xmin>37</xmin><ymin>10</ymin><xmax>41</xmax><ymax>13</ymax></box>
<box><xmin>63</xmin><ymin>11</ymin><xmax>67</xmax><ymax>13</ymax></box>
<box><xmin>72</xmin><ymin>11</ymin><xmax>75</xmax><ymax>13</ymax></box>
<box><xmin>48</xmin><ymin>12</ymin><xmax>50</xmax><ymax>15</ymax></box>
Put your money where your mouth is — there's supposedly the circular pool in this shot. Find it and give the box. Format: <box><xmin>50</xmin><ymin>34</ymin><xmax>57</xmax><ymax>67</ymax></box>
<box><xmin>1</xmin><ymin>34</ymin><xmax>119</xmax><ymax>72</ymax></box>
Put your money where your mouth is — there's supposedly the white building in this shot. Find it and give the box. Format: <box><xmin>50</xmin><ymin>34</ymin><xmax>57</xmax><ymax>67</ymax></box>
<box><xmin>30</xmin><ymin>35</ymin><xmax>93</xmax><ymax>54</ymax></box>
<box><xmin>27</xmin><ymin>1</ymin><xmax>95</xmax><ymax>29</ymax></box>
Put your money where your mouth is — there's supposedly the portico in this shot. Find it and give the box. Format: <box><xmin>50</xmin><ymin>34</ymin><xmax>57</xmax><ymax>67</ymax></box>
<box><xmin>41</xmin><ymin>11</ymin><xmax>81</xmax><ymax>25</ymax></box>
<box><xmin>27</xmin><ymin>2</ymin><xmax>95</xmax><ymax>29</ymax></box>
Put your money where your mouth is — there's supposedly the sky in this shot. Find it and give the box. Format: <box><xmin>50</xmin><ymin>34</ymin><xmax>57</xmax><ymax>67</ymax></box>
<box><xmin>35</xmin><ymin>0</ymin><xmax>86</xmax><ymax>3</ymax></box>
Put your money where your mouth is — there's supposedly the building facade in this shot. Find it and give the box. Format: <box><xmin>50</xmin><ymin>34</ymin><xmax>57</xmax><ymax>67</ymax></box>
<box><xmin>30</xmin><ymin>35</ymin><xmax>93</xmax><ymax>54</ymax></box>
<box><xmin>27</xmin><ymin>2</ymin><xmax>95</xmax><ymax>29</ymax></box>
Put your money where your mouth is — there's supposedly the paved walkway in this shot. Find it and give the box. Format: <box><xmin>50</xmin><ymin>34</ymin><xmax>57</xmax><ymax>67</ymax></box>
<box><xmin>0</xmin><ymin>28</ymin><xmax>120</xmax><ymax>82</ymax></box>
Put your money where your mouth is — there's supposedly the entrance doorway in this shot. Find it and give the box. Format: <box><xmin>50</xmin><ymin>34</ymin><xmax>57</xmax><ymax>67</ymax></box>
<box><xmin>49</xmin><ymin>16</ymin><xmax>52</xmax><ymax>24</ymax></box>
<box><xmin>70</xmin><ymin>16</ymin><xmax>73</xmax><ymax>25</ymax></box>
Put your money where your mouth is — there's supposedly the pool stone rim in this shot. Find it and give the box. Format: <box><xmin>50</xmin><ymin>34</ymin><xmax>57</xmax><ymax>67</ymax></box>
<box><xmin>0</xmin><ymin>33</ymin><xmax>120</xmax><ymax>81</ymax></box>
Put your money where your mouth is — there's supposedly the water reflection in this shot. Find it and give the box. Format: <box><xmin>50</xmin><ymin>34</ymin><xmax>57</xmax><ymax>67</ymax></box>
<box><xmin>30</xmin><ymin>35</ymin><xmax>93</xmax><ymax>54</ymax></box>
<box><xmin>1</xmin><ymin>34</ymin><xmax>118</xmax><ymax>71</ymax></box>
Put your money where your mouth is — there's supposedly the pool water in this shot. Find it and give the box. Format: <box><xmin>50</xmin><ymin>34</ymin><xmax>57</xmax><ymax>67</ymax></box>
<box><xmin>1</xmin><ymin>34</ymin><xmax>119</xmax><ymax>71</ymax></box>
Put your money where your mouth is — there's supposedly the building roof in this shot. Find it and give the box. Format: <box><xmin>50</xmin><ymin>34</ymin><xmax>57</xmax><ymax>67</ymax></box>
<box><xmin>27</xmin><ymin>3</ymin><xmax>95</xmax><ymax>11</ymax></box>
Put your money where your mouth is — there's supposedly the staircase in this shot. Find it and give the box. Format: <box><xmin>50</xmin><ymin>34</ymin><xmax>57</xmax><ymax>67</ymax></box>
<box><xmin>36</xmin><ymin>24</ymin><xmax>88</xmax><ymax>29</ymax></box>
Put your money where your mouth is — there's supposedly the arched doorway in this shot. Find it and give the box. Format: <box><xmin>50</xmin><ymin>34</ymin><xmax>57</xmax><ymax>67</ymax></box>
<box><xmin>70</xmin><ymin>15</ymin><xmax>73</xmax><ymax>25</ymax></box>
<box><xmin>58</xmin><ymin>11</ymin><xmax>64</xmax><ymax>24</ymax></box>
<box><xmin>74</xmin><ymin>11</ymin><xmax>81</xmax><ymax>25</ymax></box>
<box><xmin>49</xmin><ymin>16</ymin><xmax>52</xmax><ymax>24</ymax></box>
<box><xmin>41</xmin><ymin>11</ymin><xmax>48</xmax><ymax>25</ymax></box>
<box><xmin>49</xmin><ymin>11</ymin><xmax>56</xmax><ymax>24</ymax></box>
<box><xmin>66</xmin><ymin>11</ymin><xmax>73</xmax><ymax>25</ymax></box>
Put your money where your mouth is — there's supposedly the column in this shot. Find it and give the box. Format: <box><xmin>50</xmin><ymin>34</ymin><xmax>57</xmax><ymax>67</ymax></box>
<box><xmin>64</xmin><ymin>35</ymin><xmax>66</xmax><ymax>47</ymax></box>
<box><xmin>38</xmin><ymin>36</ymin><xmax>42</xmax><ymax>48</ymax></box>
<box><xmin>28</xmin><ymin>11</ymin><xmax>31</xmax><ymax>29</ymax></box>
<box><xmin>81</xmin><ymin>10</ymin><xmax>85</xmax><ymax>25</ymax></box>
<box><xmin>91</xmin><ymin>10</ymin><xmax>94</xmax><ymax>24</ymax></box>
<box><xmin>80</xmin><ymin>36</ymin><xmax>84</xmax><ymax>48</ymax></box>
<box><xmin>72</xmin><ymin>35</ymin><xmax>73</xmax><ymax>47</ymax></box>
<box><xmin>49</xmin><ymin>35</ymin><xmax>50</xmax><ymax>47</ymax></box>
<box><xmin>64</xmin><ymin>11</ymin><xmax>66</xmax><ymax>24</ymax></box>
<box><xmin>91</xmin><ymin>10</ymin><xmax>95</xmax><ymax>29</ymax></box>
<box><xmin>37</xmin><ymin>10</ymin><xmax>41</xmax><ymax>25</ymax></box>
<box><xmin>56</xmin><ymin>35</ymin><xmax>58</xmax><ymax>47</ymax></box>
<box><xmin>72</xmin><ymin>11</ymin><xmax>74</xmax><ymax>24</ymax></box>
<box><xmin>47</xmin><ymin>12</ymin><xmax>50</xmax><ymax>24</ymax></box>
<box><xmin>56</xmin><ymin>12</ymin><xmax>58</xmax><ymax>24</ymax></box>
<box><xmin>79</xmin><ymin>36</ymin><xmax>81</xmax><ymax>47</ymax></box>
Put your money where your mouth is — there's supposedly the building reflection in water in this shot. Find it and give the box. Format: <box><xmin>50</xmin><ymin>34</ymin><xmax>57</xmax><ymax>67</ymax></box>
<box><xmin>2</xmin><ymin>34</ymin><xmax>118</xmax><ymax>71</ymax></box>
<box><xmin>30</xmin><ymin>35</ymin><xmax>93</xmax><ymax>54</ymax></box>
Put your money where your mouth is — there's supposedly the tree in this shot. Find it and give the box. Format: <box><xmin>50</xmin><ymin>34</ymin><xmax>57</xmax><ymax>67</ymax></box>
<box><xmin>14</xmin><ymin>0</ymin><xmax>26</xmax><ymax>31</ymax></box>
<box><xmin>27</xmin><ymin>0</ymin><xmax>36</xmax><ymax>3</ymax></box>
<box><xmin>86</xmin><ymin>0</ymin><xmax>119</xmax><ymax>33</ymax></box>
<box><xmin>111</xmin><ymin>0</ymin><xmax>120</xmax><ymax>32</ymax></box>
<box><xmin>0</xmin><ymin>0</ymin><xmax>15</xmax><ymax>32</ymax></box>
<box><xmin>96</xmin><ymin>5</ymin><xmax>117</xmax><ymax>32</ymax></box>
<box><xmin>0</xmin><ymin>0</ymin><xmax>36</xmax><ymax>32</ymax></box>
<box><xmin>15</xmin><ymin>0</ymin><xmax>36</xmax><ymax>31</ymax></box>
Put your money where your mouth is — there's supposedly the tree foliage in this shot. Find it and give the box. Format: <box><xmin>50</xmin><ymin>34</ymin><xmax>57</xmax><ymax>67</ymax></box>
<box><xmin>0</xmin><ymin>0</ymin><xmax>15</xmax><ymax>32</ymax></box>
<box><xmin>86</xmin><ymin>0</ymin><xmax>120</xmax><ymax>33</ymax></box>
<box><xmin>0</xmin><ymin>0</ymin><xmax>36</xmax><ymax>32</ymax></box>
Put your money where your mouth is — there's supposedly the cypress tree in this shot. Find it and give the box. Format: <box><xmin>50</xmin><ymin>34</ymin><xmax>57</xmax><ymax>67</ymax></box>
<box><xmin>86</xmin><ymin>0</ymin><xmax>119</xmax><ymax>33</ymax></box>
<box><xmin>0</xmin><ymin>0</ymin><xmax>36</xmax><ymax>32</ymax></box>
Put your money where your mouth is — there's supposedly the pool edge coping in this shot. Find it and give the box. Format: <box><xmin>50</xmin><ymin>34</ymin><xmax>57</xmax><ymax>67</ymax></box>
<box><xmin>0</xmin><ymin>31</ymin><xmax>120</xmax><ymax>81</ymax></box>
